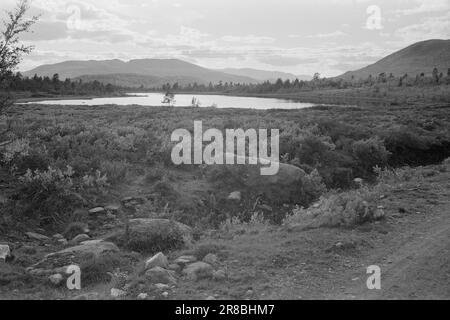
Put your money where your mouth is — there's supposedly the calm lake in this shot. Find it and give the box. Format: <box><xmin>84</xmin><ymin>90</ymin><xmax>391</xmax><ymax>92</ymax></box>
<box><xmin>29</xmin><ymin>93</ymin><xmax>318</xmax><ymax>110</ymax></box>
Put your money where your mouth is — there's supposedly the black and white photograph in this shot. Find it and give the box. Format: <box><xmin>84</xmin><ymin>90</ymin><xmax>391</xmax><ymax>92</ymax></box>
<box><xmin>0</xmin><ymin>0</ymin><xmax>449</xmax><ymax>306</ymax></box>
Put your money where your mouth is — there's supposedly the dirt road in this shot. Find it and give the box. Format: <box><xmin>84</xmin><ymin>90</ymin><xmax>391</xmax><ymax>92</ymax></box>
<box><xmin>171</xmin><ymin>167</ymin><xmax>450</xmax><ymax>300</ymax></box>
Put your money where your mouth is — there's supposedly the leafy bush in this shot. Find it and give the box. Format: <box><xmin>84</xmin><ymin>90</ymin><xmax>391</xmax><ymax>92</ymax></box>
<box><xmin>351</xmin><ymin>136</ymin><xmax>390</xmax><ymax>177</ymax></box>
<box><xmin>15</xmin><ymin>166</ymin><xmax>83</xmax><ymax>225</ymax></box>
<box><xmin>283</xmin><ymin>186</ymin><xmax>384</xmax><ymax>229</ymax></box>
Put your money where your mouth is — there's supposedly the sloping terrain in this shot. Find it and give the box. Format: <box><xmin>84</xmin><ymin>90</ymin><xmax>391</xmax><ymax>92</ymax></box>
<box><xmin>339</xmin><ymin>39</ymin><xmax>450</xmax><ymax>80</ymax></box>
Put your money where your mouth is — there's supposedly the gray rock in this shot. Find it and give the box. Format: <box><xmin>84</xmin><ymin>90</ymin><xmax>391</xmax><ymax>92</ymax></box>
<box><xmin>57</xmin><ymin>239</ymin><xmax>68</xmax><ymax>246</ymax></box>
<box><xmin>52</xmin><ymin>234</ymin><xmax>64</xmax><ymax>240</ymax></box>
<box><xmin>167</xmin><ymin>264</ymin><xmax>181</xmax><ymax>273</ymax></box>
<box><xmin>145</xmin><ymin>252</ymin><xmax>169</xmax><ymax>270</ymax></box>
<box><xmin>227</xmin><ymin>191</ymin><xmax>241</xmax><ymax>201</ymax></box>
<box><xmin>206</xmin><ymin>153</ymin><xmax>308</xmax><ymax>204</ymax></box>
<box><xmin>69</xmin><ymin>234</ymin><xmax>90</xmax><ymax>245</ymax></box>
<box><xmin>182</xmin><ymin>262</ymin><xmax>214</xmax><ymax>281</ymax></box>
<box><xmin>105</xmin><ymin>204</ymin><xmax>120</xmax><ymax>212</ymax></box>
<box><xmin>137</xmin><ymin>293</ymin><xmax>148</xmax><ymax>299</ymax></box>
<box><xmin>174</xmin><ymin>255</ymin><xmax>197</xmax><ymax>266</ymax></box>
<box><xmin>88</xmin><ymin>207</ymin><xmax>105</xmax><ymax>214</ymax></box>
<box><xmin>26</xmin><ymin>232</ymin><xmax>50</xmax><ymax>242</ymax></box>
<box><xmin>30</xmin><ymin>241</ymin><xmax>119</xmax><ymax>271</ymax></box>
<box><xmin>110</xmin><ymin>288</ymin><xmax>126</xmax><ymax>298</ymax></box>
<box><xmin>145</xmin><ymin>267</ymin><xmax>177</xmax><ymax>284</ymax></box>
<box><xmin>48</xmin><ymin>273</ymin><xmax>63</xmax><ymax>286</ymax></box>
<box><xmin>0</xmin><ymin>244</ymin><xmax>11</xmax><ymax>261</ymax></box>
<box><xmin>213</xmin><ymin>269</ymin><xmax>227</xmax><ymax>281</ymax></box>
<box><xmin>202</xmin><ymin>253</ymin><xmax>218</xmax><ymax>266</ymax></box>
<box><xmin>154</xmin><ymin>283</ymin><xmax>170</xmax><ymax>290</ymax></box>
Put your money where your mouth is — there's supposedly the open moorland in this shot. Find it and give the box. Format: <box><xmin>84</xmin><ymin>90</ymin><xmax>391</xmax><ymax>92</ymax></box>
<box><xmin>1</xmin><ymin>90</ymin><xmax>450</xmax><ymax>299</ymax></box>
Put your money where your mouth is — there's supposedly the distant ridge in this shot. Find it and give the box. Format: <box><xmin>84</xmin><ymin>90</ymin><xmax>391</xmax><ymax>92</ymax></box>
<box><xmin>338</xmin><ymin>39</ymin><xmax>450</xmax><ymax>80</ymax></box>
<box><xmin>23</xmin><ymin>59</ymin><xmax>259</xmax><ymax>87</ymax></box>
<box><xmin>216</xmin><ymin>68</ymin><xmax>312</xmax><ymax>82</ymax></box>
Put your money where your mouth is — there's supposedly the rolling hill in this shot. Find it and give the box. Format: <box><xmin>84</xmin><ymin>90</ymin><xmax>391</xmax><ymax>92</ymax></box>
<box><xmin>23</xmin><ymin>59</ymin><xmax>259</xmax><ymax>87</ymax></box>
<box><xmin>339</xmin><ymin>39</ymin><xmax>450</xmax><ymax>80</ymax></box>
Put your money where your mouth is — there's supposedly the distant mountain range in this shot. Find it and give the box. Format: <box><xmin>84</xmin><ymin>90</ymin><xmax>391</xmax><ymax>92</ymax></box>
<box><xmin>24</xmin><ymin>59</ymin><xmax>258</xmax><ymax>87</ymax></box>
<box><xmin>23</xmin><ymin>39</ymin><xmax>450</xmax><ymax>87</ymax></box>
<box><xmin>23</xmin><ymin>59</ymin><xmax>308</xmax><ymax>88</ymax></box>
<box><xmin>339</xmin><ymin>39</ymin><xmax>450</xmax><ymax>80</ymax></box>
<box><xmin>216</xmin><ymin>68</ymin><xmax>311</xmax><ymax>82</ymax></box>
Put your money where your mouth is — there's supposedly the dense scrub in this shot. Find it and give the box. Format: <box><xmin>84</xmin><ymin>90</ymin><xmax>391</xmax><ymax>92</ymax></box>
<box><xmin>1</xmin><ymin>102</ymin><xmax>450</xmax><ymax>230</ymax></box>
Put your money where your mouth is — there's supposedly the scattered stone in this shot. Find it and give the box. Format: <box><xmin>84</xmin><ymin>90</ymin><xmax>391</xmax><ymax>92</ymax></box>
<box><xmin>48</xmin><ymin>273</ymin><xmax>63</xmax><ymax>286</ymax></box>
<box><xmin>52</xmin><ymin>234</ymin><xmax>64</xmax><ymax>240</ymax></box>
<box><xmin>206</xmin><ymin>296</ymin><xmax>216</xmax><ymax>300</ymax></box>
<box><xmin>354</xmin><ymin>178</ymin><xmax>364</xmax><ymax>185</ymax></box>
<box><xmin>69</xmin><ymin>234</ymin><xmax>90</xmax><ymax>245</ymax></box>
<box><xmin>145</xmin><ymin>252</ymin><xmax>169</xmax><ymax>270</ymax></box>
<box><xmin>167</xmin><ymin>264</ymin><xmax>181</xmax><ymax>273</ymax></box>
<box><xmin>88</xmin><ymin>207</ymin><xmax>105</xmax><ymax>214</ymax></box>
<box><xmin>154</xmin><ymin>283</ymin><xmax>170</xmax><ymax>290</ymax></box>
<box><xmin>110</xmin><ymin>288</ymin><xmax>126</xmax><ymax>298</ymax></box>
<box><xmin>105</xmin><ymin>204</ymin><xmax>120</xmax><ymax>212</ymax></box>
<box><xmin>227</xmin><ymin>191</ymin><xmax>241</xmax><ymax>201</ymax></box>
<box><xmin>80</xmin><ymin>239</ymin><xmax>103</xmax><ymax>246</ymax></box>
<box><xmin>213</xmin><ymin>269</ymin><xmax>227</xmax><ymax>281</ymax></box>
<box><xmin>0</xmin><ymin>245</ymin><xmax>11</xmax><ymax>261</ymax></box>
<box><xmin>202</xmin><ymin>253</ymin><xmax>218</xmax><ymax>266</ymax></box>
<box><xmin>374</xmin><ymin>206</ymin><xmax>385</xmax><ymax>219</ymax></box>
<box><xmin>174</xmin><ymin>255</ymin><xmax>197</xmax><ymax>266</ymax></box>
<box><xmin>25</xmin><ymin>232</ymin><xmax>50</xmax><ymax>242</ymax></box>
<box><xmin>145</xmin><ymin>267</ymin><xmax>177</xmax><ymax>284</ymax></box>
<box><xmin>182</xmin><ymin>262</ymin><xmax>214</xmax><ymax>281</ymax></box>
<box><xmin>161</xmin><ymin>292</ymin><xmax>169</xmax><ymax>298</ymax></box>
<box><xmin>57</xmin><ymin>239</ymin><xmax>68</xmax><ymax>246</ymax></box>
<box><xmin>137</xmin><ymin>293</ymin><xmax>148</xmax><ymax>300</ymax></box>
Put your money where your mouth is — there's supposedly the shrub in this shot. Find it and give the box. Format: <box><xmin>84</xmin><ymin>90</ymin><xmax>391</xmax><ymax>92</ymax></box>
<box><xmin>15</xmin><ymin>166</ymin><xmax>83</xmax><ymax>225</ymax></box>
<box><xmin>351</xmin><ymin>137</ymin><xmax>390</xmax><ymax>176</ymax></box>
<box><xmin>283</xmin><ymin>186</ymin><xmax>384</xmax><ymax>229</ymax></box>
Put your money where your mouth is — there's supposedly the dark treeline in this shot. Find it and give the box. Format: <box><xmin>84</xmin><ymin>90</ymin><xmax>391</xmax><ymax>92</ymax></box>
<box><xmin>0</xmin><ymin>72</ymin><xmax>123</xmax><ymax>96</ymax></box>
<box><xmin>150</xmin><ymin>68</ymin><xmax>450</xmax><ymax>94</ymax></box>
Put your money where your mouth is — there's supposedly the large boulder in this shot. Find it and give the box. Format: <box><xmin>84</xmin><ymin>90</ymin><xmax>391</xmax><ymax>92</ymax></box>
<box><xmin>145</xmin><ymin>252</ymin><xmax>169</xmax><ymax>270</ymax></box>
<box><xmin>206</xmin><ymin>153</ymin><xmax>308</xmax><ymax>204</ymax></box>
<box><xmin>0</xmin><ymin>245</ymin><xmax>11</xmax><ymax>262</ymax></box>
<box><xmin>145</xmin><ymin>267</ymin><xmax>177</xmax><ymax>284</ymax></box>
<box><xmin>106</xmin><ymin>218</ymin><xmax>193</xmax><ymax>253</ymax></box>
<box><xmin>29</xmin><ymin>241</ymin><xmax>119</xmax><ymax>272</ymax></box>
<box><xmin>182</xmin><ymin>262</ymin><xmax>214</xmax><ymax>281</ymax></box>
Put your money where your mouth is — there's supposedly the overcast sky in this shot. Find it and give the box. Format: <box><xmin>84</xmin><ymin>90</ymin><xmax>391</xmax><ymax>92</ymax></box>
<box><xmin>3</xmin><ymin>0</ymin><xmax>450</xmax><ymax>77</ymax></box>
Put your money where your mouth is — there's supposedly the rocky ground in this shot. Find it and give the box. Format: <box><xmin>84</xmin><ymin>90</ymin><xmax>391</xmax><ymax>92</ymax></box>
<box><xmin>1</xmin><ymin>162</ymin><xmax>449</xmax><ymax>300</ymax></box>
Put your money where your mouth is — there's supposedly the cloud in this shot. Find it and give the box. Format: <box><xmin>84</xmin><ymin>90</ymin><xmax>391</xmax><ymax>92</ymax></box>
<box><xmin>393</xmin><ymin>12</ymin><xmax>450</xmax><ymax>44</ymax></box>
<box><xmin>306</xmin><ymin>31</ymin><xmax>348</xmax><ymax>38</ymax></box>
<box><xmin>397</xmin><ymin>0</ymin><xmax>450</xmax><ymax>15</ymax></box>
<box><xmin>221</xmin><ymin>35</ymin><xmax>275</xmax><ymax>44</ymax></box>
<box><xmin>259</xmin><ymin>55</ymin><xmax>317</xmax><ymax>66</ymax></box>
